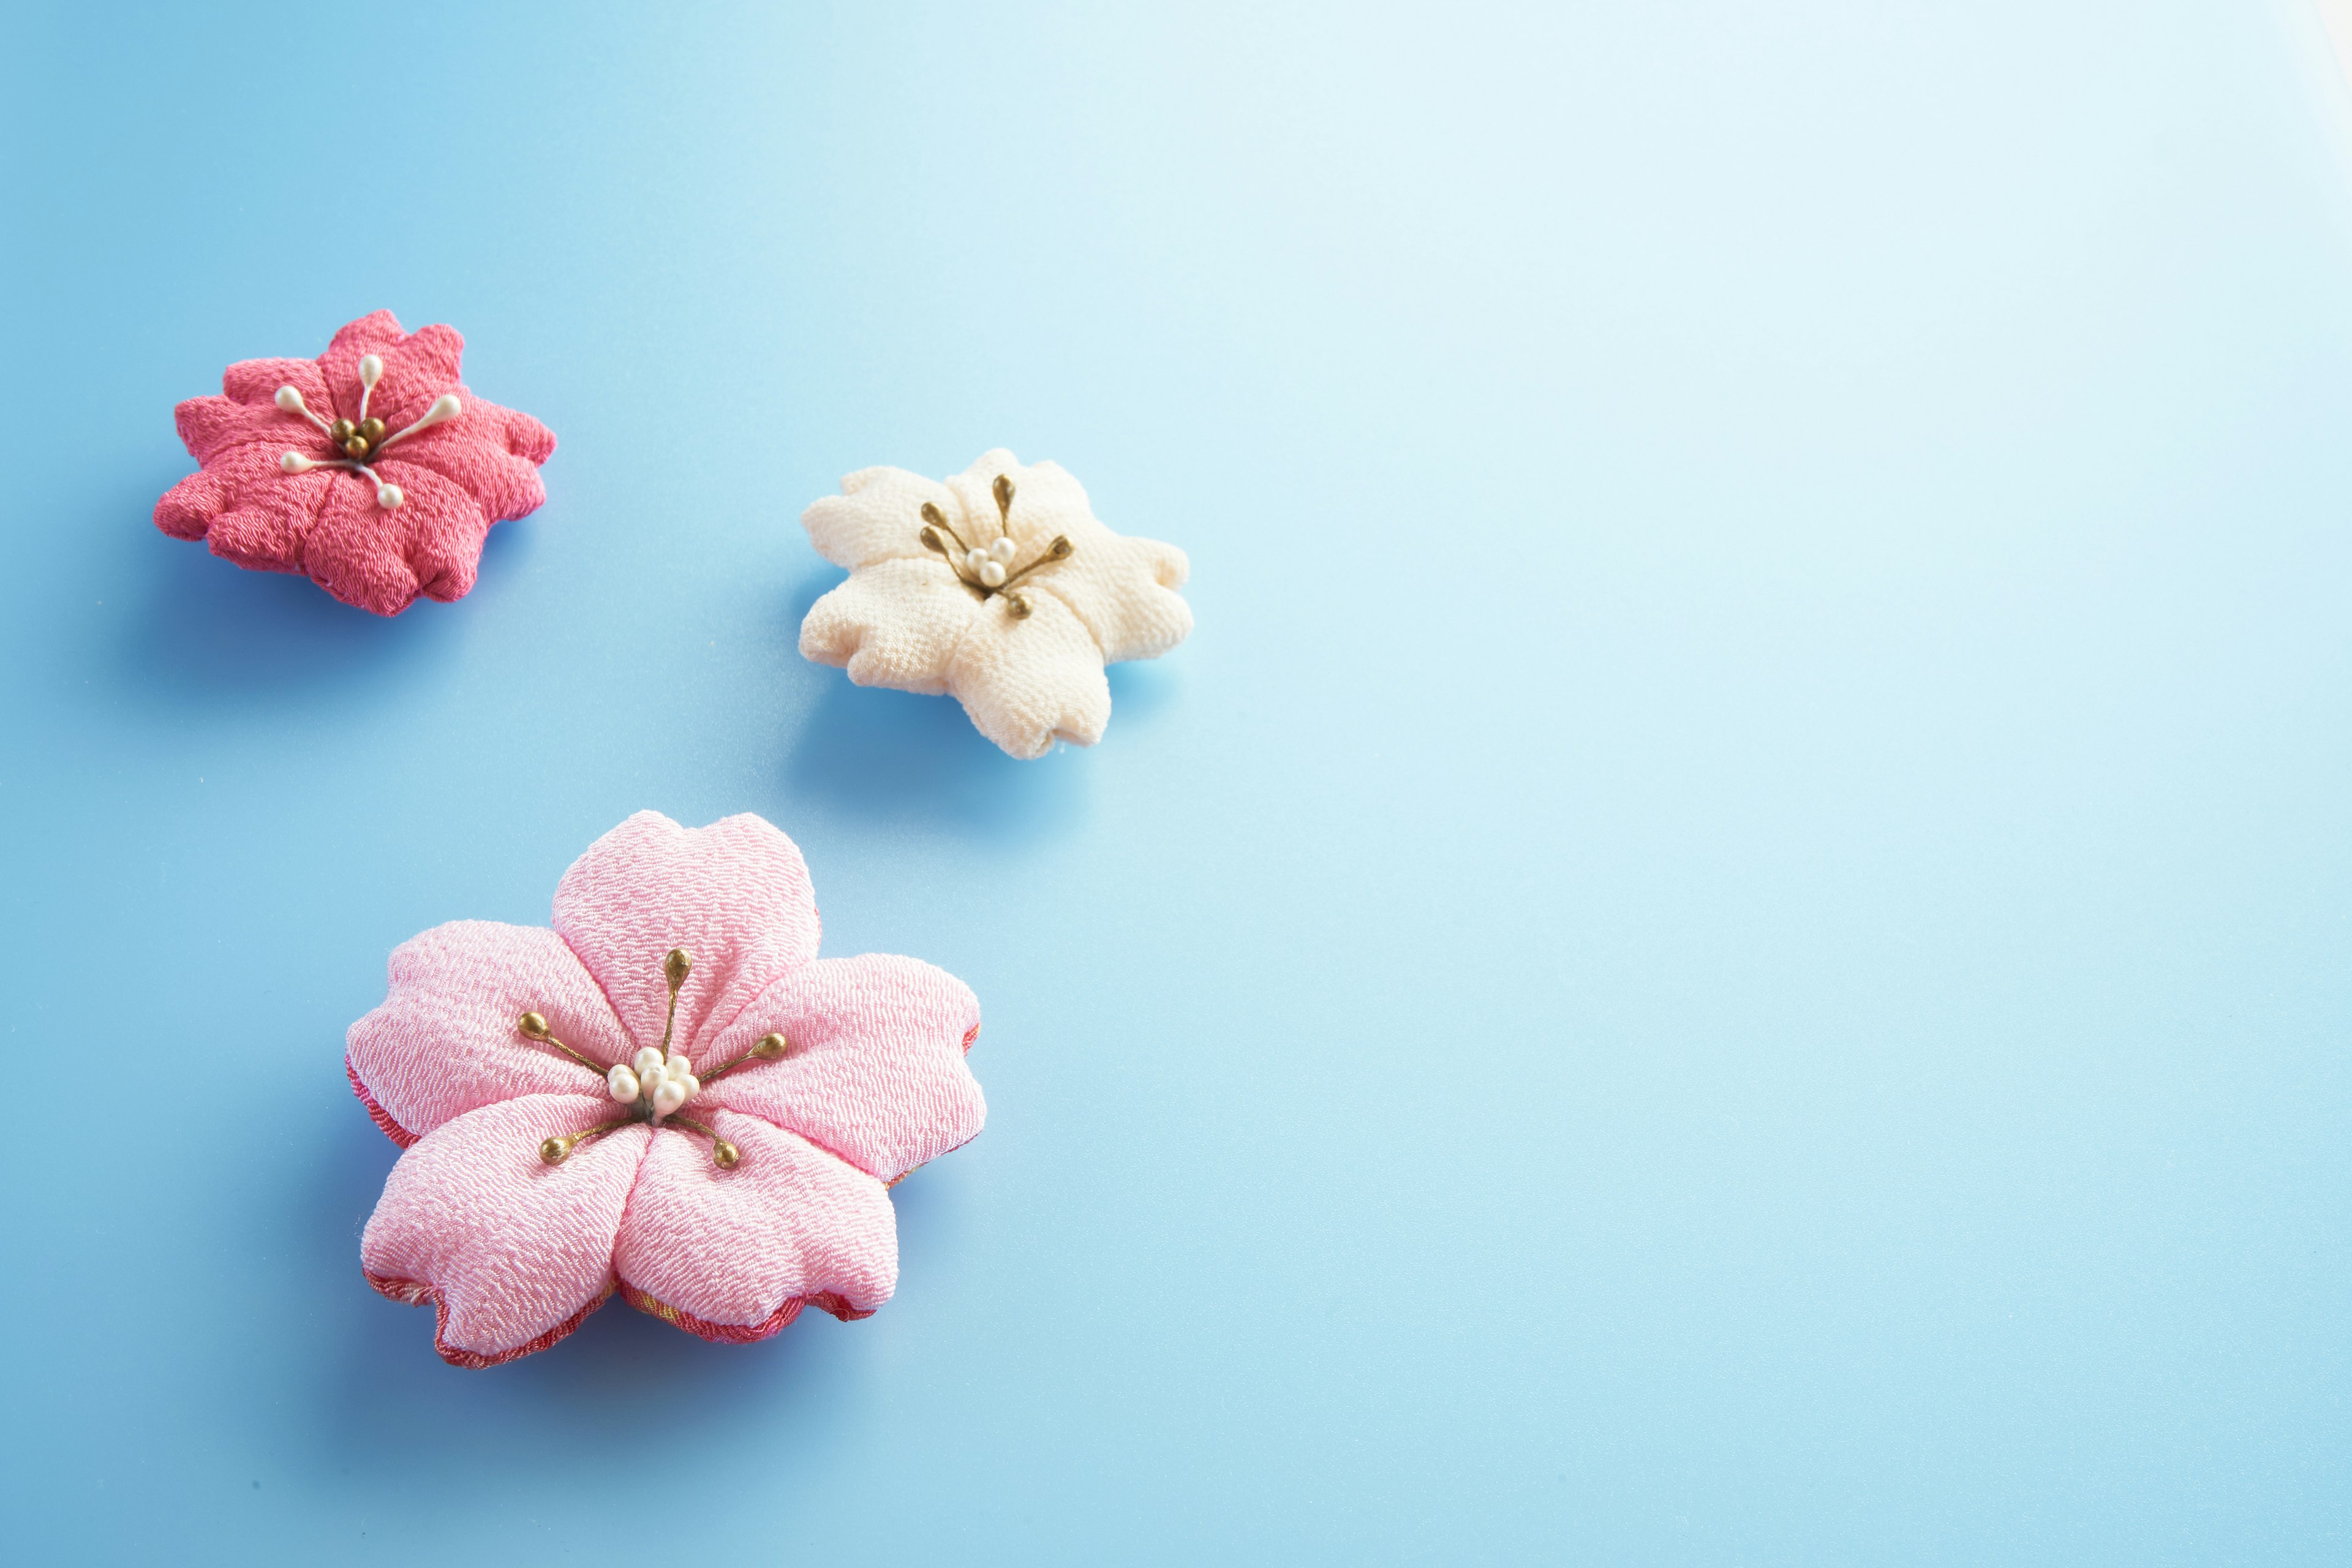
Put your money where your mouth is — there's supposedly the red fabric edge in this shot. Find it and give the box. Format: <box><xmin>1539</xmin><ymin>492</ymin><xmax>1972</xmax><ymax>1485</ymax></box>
<box><xmin>364</xmin><ymin>1268</ymin><xmax>614</xmax><ymax>1369</ymax></box>
<box><xmin>618</xmin><ymin>1279</ymin><xmax>873</xmax><ymax>1344</ymax></box>
<box><xmin>346</xmin><ymin>1053</ymin><xmax>418</xmax><ymax>1148</ymax></box>
<box><xmin>962</xmin><ymin>1022</ymin><xmax>980</xmax><ymax>1055</ymax></box>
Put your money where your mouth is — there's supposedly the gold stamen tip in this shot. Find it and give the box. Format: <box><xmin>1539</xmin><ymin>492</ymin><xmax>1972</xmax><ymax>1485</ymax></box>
<box><xmin>753</xmin><ymin>1031</ymin><xmax>790</xmax><ymax>1060</ymax></box>
<box><xmin>920</xmin><ymin>525</ymin><xmax>946</xmax><ymax>553</ymax></box>
<box><xmin>358</xmin><ymin>416</ymin><xmax>386</xmax><ymax>443</ymax></box>
<box><xmin>1047</xmin><ymin>535</ymin><xmax>1072</xmax><ymax>559</ymax></box>
<box><xmin>538</xmin><ymin>1136</ymin><xmax>571</xmax><ymax>1164</ymax></box>
<box><xmin>1006</xmin><ymin>592</ymin><xmax>1033</xmax><ymax>619</ymax></box>
<box><xmin>664</xmin><ymin>949</ymin><xmax>692</xmax><ymax>987</ymax></box>
<box><xmin>993</xmin><ymin>474</ymin><xmax>1014</xmax><ymax>515</ymax></box>
<box><xmin>712</xmin><ymin>1140</ymin><xmax>741</xmax><ymax>1169</ymax></box>
<box><xmin>518</xmin><ymin>1011</ymin><xmax>551</xmax><ymax>1039</ymax></box>
<box><xmin>343</xmin><ymin>435</ymin><xmax>370</xmax><ymax>458</ymax></box>
<box><xmin>920</xmin><ymin>501</ymin><xmax>948</xmax><ymax>527</ymax></box>
<box><xmin>330</xmin><ymin>418</ymin><xmax>355</xmax><ymax>443</ymax></box>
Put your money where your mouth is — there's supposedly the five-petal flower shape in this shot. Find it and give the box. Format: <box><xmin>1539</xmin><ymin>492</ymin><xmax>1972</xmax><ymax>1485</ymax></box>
<box><xmin>799</xmin><ymin>450</ymin><xmax>1192</xmax><ymax>758</ymax></box>
<box><xmin>347</xmin><ymin>811</ymin><xmax>986</xmax><ymax>1366</ymax></box>
<box><xmin>156</xmin><ymin>310</ymin><xmax>556</xmax><ymax>616</ymax></box>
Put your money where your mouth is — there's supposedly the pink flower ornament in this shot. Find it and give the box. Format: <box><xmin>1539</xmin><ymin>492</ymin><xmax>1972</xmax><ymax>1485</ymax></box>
<box><xmin>156</xmin><ymin>310</ymin><xmax>555</xmax><ymax>615</ymax></box>
<box><xmin>347</xmin><ymin>811</ymin><xmax>987</xmax><ymax>1366</ymax></box>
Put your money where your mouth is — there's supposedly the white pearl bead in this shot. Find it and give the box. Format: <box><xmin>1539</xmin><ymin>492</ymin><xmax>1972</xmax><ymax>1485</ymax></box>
<box><xmin>274</xmin><ymin>385</ymin><xmax>304</xmax><ymax>412</ymax></box>
<box><xmin>428</xmin><ymin>393</ymin><xmax>462</xmax><ymax>421</ymax></box>
<box><xmin>375</xmin><ymin>484</ymin><xmax>404</xmax><ymax>510</ymax></box>
<box><xmin>679</xmin><ymin>1073</ymin><xmax>701</xmax><ymax>1101</ymax></box>
<box><xmin>607</xmin><ymin>1065</ymin><xmax>640</xmax><ymax>1103</ymax></box>
<box><xmin>633</xmin><ymin>1046</ymin><xmax>665</xmax><ymax>1078</ymax></box>
<box><xmin>990</xmin><ymin>537</ymin><xmax>1017</xmax><ymax>564</ymax></box>
<box><xmin>666</xmin><ymin>1052</ymin><xmax>692</xmax><ymax>1080</ymax></box>
<box><xmin>978</xmin><ymin>559</ymin><xmax>1007</xmax><ymax>587</ymax></box>
<box><xmin>652</xmin><ymin>1078</ymin><xmax>687</xmax><ymax>1115</ymax></box>
<box><xmin>358</xmin><ymin>353</ymin><xmax>383</xmax><ymax>384</ymax></box>
<box><xmin>279</xmin><ymin>451</ymin><xmax>304</xmax><ymax>473</ymax></box>
<box><xmin>966</xmin><ymin>548</ymin><xmax>989</xmax><ymax>574</ymax></box>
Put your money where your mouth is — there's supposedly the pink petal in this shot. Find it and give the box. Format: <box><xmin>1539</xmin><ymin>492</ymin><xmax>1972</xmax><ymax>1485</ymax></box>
<box><xmin>295</xmin><ymin>463</ymin><xmax>480</xmax><ymax>615</ymax></box>
<box><xmin>374</xmin><ymin>404</ymin><xmax>552</xmax><ymax>526</ymax></box>
<box><xmin>361</xmin><ymin>1094</ymin><xmax>650</xmax><ymax>1366</ymax></box>
<box><xmin>347</xmin><ymin>919</ymin><xmax>633</xmax><ymax>1143</ymax></box>
<box><xmin>612</xmin><ymin>1110</ymin><xmax>897</xmax><ymax>1338</ymax></box>
<box><xmin>217</xmin><ymin>355</ymin><xmax>333</xmax><ymax>427</ymax></box>
<box><xmin>552</xmin><ymin>812</ymin><xmax>823</xmax><ymax>1063</ymax></box>
<box><xmin>322</xmin><ymin>313</ymin><xmax>466</xmax><ymax>429</ymax></box>
<box><xmin>173</xmin><ymin>392</ymin><xmax>293</xmax><ymax>467</ymax></box>
<box><xmin>153</xmin><ymin>442</ymin><xmax>328</xmax><ymax>559</ymax></box>
<box><xmin>699</xmin><ymin>955</ymin><xmax>985</xmax><ymax>1182</ymax></box>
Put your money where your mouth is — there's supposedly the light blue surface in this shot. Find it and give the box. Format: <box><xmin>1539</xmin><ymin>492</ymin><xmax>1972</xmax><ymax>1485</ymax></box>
<box><xmin>2</xmin><ymin>1</ymin><xmax>2348</xmax><ymax>1561</ymax></box>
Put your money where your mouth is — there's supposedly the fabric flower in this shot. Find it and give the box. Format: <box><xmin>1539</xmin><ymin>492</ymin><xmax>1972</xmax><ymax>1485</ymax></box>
<box><xmin>156</xmin><ymin>310</ymin><xmax>556</xmax><ymax>616</ymax></box>
<box><xmin>347</xmin><ymin>810</ymin><xmax>986</xmax><ymax>1366</ymax></box>
<box><xmin>799</xmin><ymin>450</ymin><xmax>1192</xmax><ymax>758</ymax></box>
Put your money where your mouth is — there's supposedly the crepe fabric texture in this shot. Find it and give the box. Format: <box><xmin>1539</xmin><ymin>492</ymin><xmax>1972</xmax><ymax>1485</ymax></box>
<box><xmin>799</xmin><ymin>449</ymin><xmax>1193</xmax><ymax>758</ymax></box>
<box><xmin>347</xmin><ymin>811</ymin><xmax>987</xmax><ymax>1366</ymax></box>
<box><xmin>156</xmin><ymin>310</ymin><xmax>555</xmax><ymax>616</ymax></box>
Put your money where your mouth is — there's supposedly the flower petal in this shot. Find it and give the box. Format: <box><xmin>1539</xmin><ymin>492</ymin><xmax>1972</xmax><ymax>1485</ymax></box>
<box><xmin>799</xmin><ymin>556</ymin><xmax>980</xmax><ymax>695</ymax></box>
<box><xmin>173</xmin><ymin>388</ymin><xmax>300</xmax><ymax>467</ymax></box>
<box><xmin>347</xmin><ymin>919</ymin><xmax>633</xmax><ymax>1143</ymax></box>
<box><xmin>361</xmin><ymin>1094</ymin><xmax>650</xmax><ymax>1366</ymax></box>
<box><xmin>612</xmin><ymin>1111</ymin><xmax>897</xmax><ymax>1337</ymax></box>
<box><xmin>218</xmin><ymin>355</ymin><xmax>333</xmax><ymax>424</ymax></box>
<box><xmin>285</xmin><ymin>462</ymin><xmax>473</xmax><ymax>614</ymax></box>
<box><xmin>153</xmin><ymin>442</ymin><xmax>326</xmax><ymax>560</ymax></box>
<box><xmin>947</xmin><ymin>584</ymin><xmax>1112</xmax><ymax>758</ymax></box>
<box><xmin>376</xmin><ymin>401</ymin><xmax>554</xmax><ymax>523</ymax></box>
<box><xmin>320</xmin><ymin>311</ymin><xmax>466</xmax><ymax>428</ymax></box>
<box><xmin>802</xmin><ymin>464</ymin><xmax>959</xmax><ymax>570</ymax></box>
<box><xmin>945</xmin><ymin>452</ymin><xmax>1193</xmax><ymax>663</ymax></box>
<box><xmin>699</xmin><ymin>955</ymin><xmax>984</xmax><ymax>1182</ymax></box>
<box><xmin>551</xmin><ymin>812</ymin><xmax>823</xmax><ymax>1061</ymax></box>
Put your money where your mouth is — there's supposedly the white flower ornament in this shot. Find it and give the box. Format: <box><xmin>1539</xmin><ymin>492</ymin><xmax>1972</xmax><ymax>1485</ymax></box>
<box><xmin>798</xmin><ymin>451</ymin><xmax>1192</xmax><ymax>758</ymax></box>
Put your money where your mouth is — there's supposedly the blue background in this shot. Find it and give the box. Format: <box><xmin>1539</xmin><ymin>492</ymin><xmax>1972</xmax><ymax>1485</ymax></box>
<box><xmin>2</xmin><ymin>1</ymin><xmax>2348</xmax><ymax>1561</ymax></box>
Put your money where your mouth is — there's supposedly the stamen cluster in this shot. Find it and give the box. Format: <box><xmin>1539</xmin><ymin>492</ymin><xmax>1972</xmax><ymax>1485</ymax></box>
<box><xmin>918</xmin><ymin>473</ymin><xmax>1074</xmax><ymax>619</ymax></box>
<box><xmin>271</xmin><ymin>352</ymin><xmax>463</xmax><ymax>512</ymax></box>
<box><xmin>516</xmin><ymin>946</ymin><xmax>792</xmax><ymax>1173</ymax></box>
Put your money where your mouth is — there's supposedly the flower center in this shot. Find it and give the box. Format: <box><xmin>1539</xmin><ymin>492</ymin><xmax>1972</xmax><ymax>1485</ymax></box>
<box><xmin>514</xmin><ymin>946</ymin><xmax>791</xmax><ymax>1171</ymax></box>
<box><xmin>271</xmin><ymin>352</ymin><xmax>464</xmax><ymax>513</ymax></box>
<box><xmin>918</xmin><ymin>473</ymin><xmax>1075</xmax><ymax>619</ymax></box>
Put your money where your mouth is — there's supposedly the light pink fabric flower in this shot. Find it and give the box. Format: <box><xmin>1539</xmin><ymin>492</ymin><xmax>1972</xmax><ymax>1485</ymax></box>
<box><xmin>347</xmin><ymin>811</ymin><xmax>986</xmax><ymax>1367</ymax></box>
<box><xmin>156</xmin><ymin>310</ymin><xmax>555</xmax><ymax>616</ymax></box>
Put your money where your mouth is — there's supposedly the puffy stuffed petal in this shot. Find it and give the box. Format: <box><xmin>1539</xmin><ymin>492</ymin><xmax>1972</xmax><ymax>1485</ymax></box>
<box><xmin>154</xmin><ymin>441</ymin><xmax>325</xmax><ymax>556</ymax></box>
<box><xmin>948</xmin><ymin>586</ymin><xmax>1112</xmax><ymax>758</ymax></box>
<box><xmin>319</xmin><ymin>310</ymin><xmax>467</xmax><ymax>429</ymax></box>
<box><xmin>1031</xmin><ymin>530</ymin><xmax>1193</xmax><ymax>663</ymax></box>
<box><xmin>379</xmin><ymin>402</ymin><xmax>556</xmax><ymax>523</ymax></box>
<box><xmin>799</xmin><ymin>556</ymin><xmax>981</xmax><ymax>696</ymax></box>
<box><xmin>361</xmin><ymin>1095</ymin><xmax>649</xmax><ymax>1366</ymax></box>
<box><xmin>219</xmin><ymin>355</ymin><xmax>334</xmax><ymax>422</ymax></box>
<box><xmin>347</xmin><ymin>920</ymin><xmax>632</xmax><ymax>1142</ymax></box>
<box><xmin>699</xmin><ymin>954</ymin><xmax>985</xmax><ymax>1182</ymax></box>
<box><xmin>173</xmin><ymin>383</ymin><xmax>307</xmax><ymax>466</ymax></box>
<box><xmin>552</xmin><ymin>812</ymin><xmax>823</xmax><ymax>1061</ymax></box>
<box><xmin>613</xmin><ymin>1110</ymin><xmax>897</xmax><ymax>1335</ymax></box>
<box><xmin>943</xmin><ymin>452</ymin><xmax>1193</xmax><ymax>664</ymax></box>
<box><xmin>802</xmin><ymin>465</ymin><xmax>959</xmax><ymax>570</ymax></box>
<box><xmin>296</xmin><ymin>464</ymin><xmax>480</xmax><ymax>616</ymax></box>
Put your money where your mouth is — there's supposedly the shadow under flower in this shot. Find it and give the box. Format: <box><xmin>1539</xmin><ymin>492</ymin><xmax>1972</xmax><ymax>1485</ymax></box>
<box><xmin>105</xmin><ymin>500</ymin><xmax>537</xmax><ymax>714</ymax></box>
<box><xmin>773</xmin><ymin>566</ymin><xmax>1093</xmax><ymax>845</ymax></box>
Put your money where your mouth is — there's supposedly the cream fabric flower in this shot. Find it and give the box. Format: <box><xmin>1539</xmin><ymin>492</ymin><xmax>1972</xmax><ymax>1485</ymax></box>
<box><xmin>798</xmin><ymin>450</ymin><xmax>1193</xmax><ymax>759</ymax></box>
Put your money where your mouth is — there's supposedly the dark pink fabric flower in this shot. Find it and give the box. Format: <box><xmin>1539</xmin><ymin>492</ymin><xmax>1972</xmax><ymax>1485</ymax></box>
<box><xmin>156</xmin><ymin>310</ymin><xmax>555</xmax><ymax>615</ymax></box>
